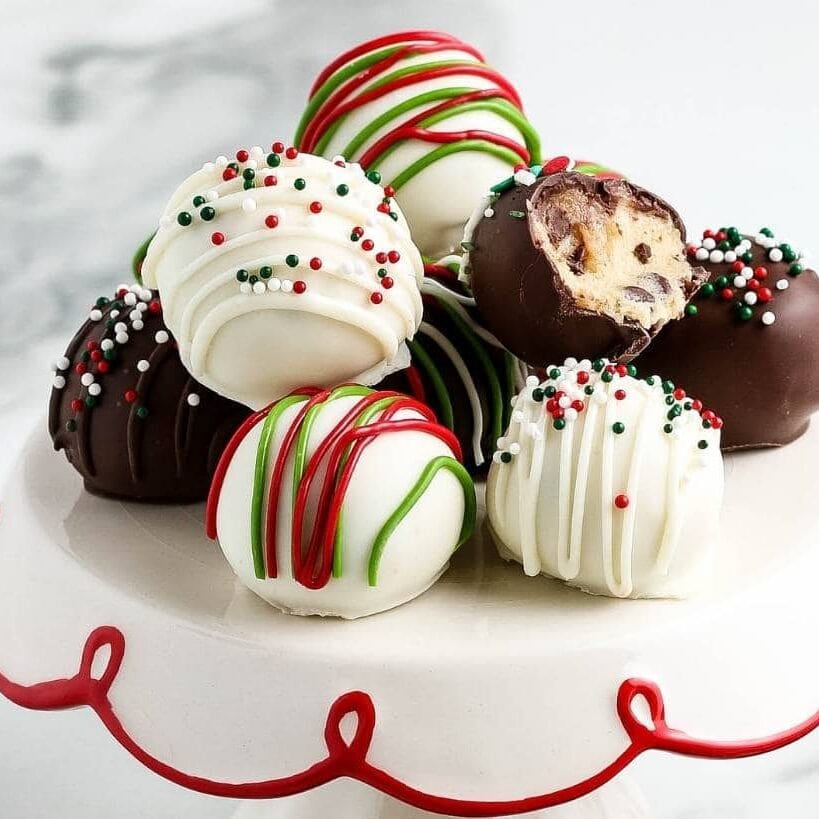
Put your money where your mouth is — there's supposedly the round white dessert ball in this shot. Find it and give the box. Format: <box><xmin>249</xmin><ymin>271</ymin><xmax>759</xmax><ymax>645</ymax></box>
<box><xmin>211</xmin><ymin>388</ymin><xmax>475</xmax><ymax>618</ymax></box>
<box><xmin>487</xmin><ymin>359</ymin><xmax>724</xmax><ymax>599</ymax></box>
<box><xmin>141</xmin><ymin>147</ymin><xmax>423</xmax><ymax>409</ymax></box>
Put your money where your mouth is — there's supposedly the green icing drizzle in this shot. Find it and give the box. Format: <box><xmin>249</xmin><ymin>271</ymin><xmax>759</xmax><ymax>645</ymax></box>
<box><xmin>132</xmin><ymin>232</ymin><xmax>155</xmax><ymax>286</ymax></box>
<box><xmin>368</xmin><ymin>456</ymin><xmax>476</xmax><ymax>586</ymax></box>
<box><xmin>251</xmin><ymin>394</ymin><xmax>310</xmax><ymax>579</ymax></box>
<box><xmin>407</xmin><ymin>338</ymin><xmax>454</xmax><ymax>429</ymax></box>
<box><xmin>503</xmin><ymin>352</ymin><xmax>518</xmax><ymax>430</ymax></box>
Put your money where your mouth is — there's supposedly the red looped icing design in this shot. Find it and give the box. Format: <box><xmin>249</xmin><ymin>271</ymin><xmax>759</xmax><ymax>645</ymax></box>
<box><xmin>2</xmin><ymin>628</ymin><xmax>819</xmax><ymax>815</ymax></box>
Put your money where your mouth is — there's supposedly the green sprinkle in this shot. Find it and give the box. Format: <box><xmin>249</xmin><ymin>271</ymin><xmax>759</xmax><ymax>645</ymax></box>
<box><xmin>742</xmin><ymin>250</ymin><xmax>754</xmax><ymax>264</ymax></box>
<box><xmin>249</xmin><ymin>275</ymin><xmax>258</xmax><ymax>285</ymax></box>
<box><xmin>377</xmin><ymin>268</ymin><xmax>387</xmax><ymax>278</ymax></box>
<box><xmin>200</xmin><ymin>206</ymin><xmax>216</xmax><ymax>221</ymax></box>
<box><xmin>702</xmin><ymin>419</ymin><xmax>712</xmax><ymax>429</ymax></box>
<box><xmin>727</xmin><ymin>227</ymin><xmax>741</xmax><ymax>245</ymax></box>
<box><xmin>243</xmin><ymin>168</ymin><xmax>255</xmax><ymax>181</ymax></box>
<box><xmin>626</xmin><ymin>364</ymin><xmax>638</xmax><ymax>377</ymax></box>
<box><xmin>663</xmin><ymin>423</ymin><xmax>673</xmax><ymax>434</ymax></box>
<box><xmin>548</xmin><ymin>367</ymin><xmax>561</xmax><ymax>380</ymax></box>
<box><xmin>667</xmin><ymin>405</ymin><xmax>682</xmax><ymax>420</ymax></box>
<box><xmin>509</xmin><ymin>210</ymin><xmax>526</xmax><ymax>219</ymax></box>
<box><xmin>592</xmin><ymin>359</ymin><xmax>605</xmax><ymax>372</ymax></box>
<box><xmin>236</xmin><ymin>269</ymin><xmax>249</xmax><ymax>282</ymax></box>
<box><xmin>553</xmin><ymin>418</ymin><xmax>566</xmax><ymax>430</ymax></box>
<box><xmin>584</xmin><ymin>385</ymin><xmax>595</xmax><ymax>395</ymax></box>
<box><xmin>684</xmin><ymin>401</ymin><xmax>692</xmax><ymax>410</ymax></box>
<box><xmin>366</xmin><ymin>170</ymin><xmax>382</xmax><ymax>184</ymax></box>
<box><xmin>294</xmin><ymin>178</ymin><xmax>306</xmax><ymax>190</ymax></box>
<box><xmin>227</xmin><ymin>161</ymin><xmax>239</xmax><ymax>172</ymax></box>
<box><xmin>665</xmin><ymin>395</ymin><xmax>675</xmax><ymax>406</ymax></box>
<box><xmin>85</xmin><ymin>396</ymin><xmax>97</xmax><ymax>408</ymax></box>
<box><xmin>285</xmin><ymin>254</ymin><xmax>299</xmax><ymax>268</ymax></box>
<box><xmin>662</xmin><ymin>380</ymin><xmax>674</xmax><ymax>394</ymax></box>
<box><xmin>103</xmin><ymin>349</ymin><xmax>117</xmax><ymax>361</ymax></box>
<box><xmin>243</xmin><ymin>179</ymin><xmax>255</xmax><ymax>190</ymax></box>
<box><xmin>714</xmin><ymin>276</ymin><xmax>729</xmax><ymax>289</ymax></box>
<box><xmin>192</xmin><ymin>195</ymin><xmax>206</xmax><ymax>207</ymax></box>
<box><xmin>389</xmin><ymin>212</ymin><xmax>399</xmax><ymax>221</ymax></box>
<box><xmin>95</xmin><ymin>296</ymin><xmax>110</xmax><ymax>308</ymax></box>
<box><xmin>544</xmin><ymin>385</ymin><xmax>556</xmax><ymax>398</ymax></box>
<box><xmin>760</xmin><ymin>227</ymin><xmax>774</xmax><ymax>238</ymax></box>
<box><xmin>66</xmin><ymin>419</ymin><xmax>77</xmax><ymax>432</ymax></box>
<box><xmin>612</xmin><ymin>422</ymin><xmax>625</xmax><ymax>435</ymax></box>
<box><xmin>81</xmin><ymin>350</ymin><xmax>91</xmax><ymax>363</ymax></box>
<box><xmin>267</xmin><ymin>153</ymin><xmax>281</xmax><ymax>168</ymax></box>
<box><xmin>351</xmin><ymin>231</ymin><xmax>361</xmax><ymax>242</ymax></box>
<box><xmin>336</xmin><ymin>183</ymin><xmax>349</xmax><ymax>196</ymax></box>
<box><xmin>717</xmin><ymin>240</ymin><xmax>731</xmax><ymax>252</ymax></box>
<box><xmin>531</xmin><ymin>387</ymin><xmax>545</xmax><ymax>402</ymax></box>
<box><xmin>700</xmin><ymin>282</ymin><xmax>715</xmax><ymax>297</ymax></box>
<box><xmin>738</xmin><ymin>305</ymin><xmax>754</xmax><ymax>321</ymax></box>
<box><xmin>460</xmin><ymin>241</ymin><xmax>475</xmax><ymax>252</ymax></box>
<box><xmin>698</xmin><ymin>439</ymin><xmax>709</xmax><ymax>450</ymax></box>
<box><xmin>645</xmin><ymin>376</ymin><xmax>656</xmax><ymax>386</ymax></box>
<box><xmin>177</xmin><ymin>211</ymin><xmax>192</xmax><ymax>226</ymax></box>
<box><xmin>685</xmin><ymin>304</ymin><xmax>699</xmax><ymax>316</ymax></box>
<box><xmin>790</xmin><ymin>262</ymin><xmax>804</xmax><ymax>276</ymax></box>
<box><xmin>601</xmin><ymin>371</ymin><xmax>614</xmax><ymax>383</ymax></box>
<box><xmin>500</xmin><ymin>451</ymin><xmax>513</xmax><ymax>464</ymax></box>
<box><xmin>136</xmin><ymin>406</ymin><xmax>149</xmax><ymax>419</ymax></box>
<box><xmin>259</xmin><ymin>266</ymin><xmax>273</xmax><ymax>279</ymax></box>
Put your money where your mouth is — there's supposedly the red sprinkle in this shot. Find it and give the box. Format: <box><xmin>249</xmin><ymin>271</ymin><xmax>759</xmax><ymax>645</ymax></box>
<box><xmin>387</xmin><ymin>250</ymin><xmax>401</xmax><ymax>264</ymax></box>
<box><xmin>712</xmin><ymin>416</ymin><xmax>724</xmax><ymax>430</ymax></box>
<box><xmin>377</xmin><ymin>202</ymin><xmax>391</xmax><ymax>214</ymax></box>
<box><xmin>211</xmin><ymin>232</ymin><xmax>225</xmax><ymax>245</ymax></box>
<box><xmin>271</xmin><ymin>141</ymin><xmax>285</xmax><ymax>154</ymax></box>
<box><xmin>265</xmin><ymin>215</ymin><xmax>279</xmax><ymax>229</ymax></box>
<box><xmin>615</xmin><ymin>364</ymin><xmax>628</xmax><ymax>377</ymax></box>
<box><xmin>351</xmin><ymin>226</ymin><xmax>364</xmax><ymax>238</ymax></box>
<box><xmin>222</xmin><ymin>168</ymin><xmax>238</xmax><ymax>181</ymax></box>
<box><xmin>673</xmin><ymin>388</ymin><xmax>686</xmax><ymax>401</ymax></box>
<box><xmin>124</xmin><ymin>389</ymin><xmax>138</xmax><ymax>403</ymax></box>
<box><xmin>551</xmin><ymin>407</ymin><xmax>565</xmax><ymax>420</ymax></box>
<box><xmin>758</xmin><ymin>287</ymin><xmax>773</xmax><ymax>303</ymax></box>
<box><xmin>748</xmin><ymin>279</ymin><xmax>760</xmax><ymax>291</ymax></box>
<box><xmin>754</xmin><ymin>266</ymin><xmax>768</xmax><ymax>280</ymax></box>
<box><xmin>370</xmin><ymin>292</ymin><xmax>383</xmax><ymax>304</ymax></box>
<box><xmin>86</xmin><ymin>340</ymin><xmax>99</xmax><ymax>351</ymax></box>
<box><xmin>703</xmin><ymin>229</ymin><xmax>716</xmax><ymax>239</ymax></box>
<box><xmin>576</xmin><ymin>371</ymin><xmax>589</xmax><ymax>385</ymax></box>
<box><xmin>546</xmin><ymin>398</ymin><xmax>558</xmax><ymax>413</ymax></box>
<box><xmin>75</xmin><ymin>363</ymin><xmax>87</xmax><ymax>375</ymax></box>
<box><xmin>690</xmin><ymin>399</ymin><xmax>703</xmax><ymax>412</ymax></box>
<box><xmin>720</xmin><ymin>288</ymin><xmax>734</xmax><ymax>301</ymax></box>
<box><xmin>383</xmin><ymin>185</ymin><xmax>395</xmax><ymax>198</ymax></box>
<box><xmin>264</xmin><ymin>175</ymin><xmax>277</xmax><ymax>186</ymax></box>
<box><xmin>235</xmin><ymin>149</ymin><xmax>249</xmax><ymax>162</ymax></box>
<box><xmin>614</xmin><ymin>494</ymin><xmax>630</xmax><ymax>510</ymax></box>
<box><xmin>293</xmin><ymin>281</ymin><xmax>307</xmax><ymax>294</ymax></box>
<box><xmin>361</xmin><ymin>239</ymin><xmax>375</xmax><ymax>251</ymax></box>
<box><xmin>309</xmin><ymin>201</ymin><xmax>322</xmax><ymax>214</ymax></box>
<box><xmin>571</xmin><ymin>399</ymin><xmax>585</xmax><ymax>412</ymax></box>
<box><xmin>70</xmin><ymin>399</ymin><xmax>84</xmax><ymax>413</ymax></box>
<box><xmin>148</xmin><ymin>299</ymin><xmax>162</xmax><ymax>314</ymax></box>
<box><xmin>715</xmin><ymin>231</ymin><xmax>727</xmax><ymax>243</ymax></box>
<box><xmin>381</xmin><ymin>276</ymin><xmax>394</xmax><ymax>289</ymax></box>
<box><xmin>731</xmin><ymin>260</ymin><xmax>745</xmax><ymax>274</ymax></box>
<box><xmin>285</xmin><ymin>147</ymin><xmax>299</xmax><ymax>160</ymax></box>
<box><xmin>309</xmin><ymin>257</ymin><xmax>322</xmax><ymax>271</ymax></box>
<box><xmin>90</xmin><ymin>350</ymin><xmax>103</xmax><ymax>362</ymax></box>
<box><xmin>543</xmin><ymin>156</ymin><xmax>571</xmax><ymax>175</ymax></box>
<box><xmin>614</xmin><ymin>389</ymin><xmax>627</xmax><ymax>400</ymax></box>
<box><xmin>375</xmin><ymin>251</ymin><xmax>388</xmax><ymax>264</ymax></box>
<box><xmin>97</xmin><ymin>361</ymin><xmax>110</xmax><ymax>374</ymax></box>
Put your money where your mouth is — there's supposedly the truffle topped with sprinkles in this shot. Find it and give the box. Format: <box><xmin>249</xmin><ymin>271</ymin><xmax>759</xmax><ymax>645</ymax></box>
<box><xmin>49</xmin><ymin>283</ymin><xmax>250</xmax><ymax>501</ymax></box>
<box><xmin>636</xmin><ymin>226</ymin><xmax>819</xmax><ymax>450</ymax></box>
<box><xmin>486</xmin><ymin>357</ymin><xmax>724</xmax><ymax>599</ymax></box>
<box><xmin>141</xmin><ymin>143</ymin><xmax>424</xmax><ymax>409</ymax></box>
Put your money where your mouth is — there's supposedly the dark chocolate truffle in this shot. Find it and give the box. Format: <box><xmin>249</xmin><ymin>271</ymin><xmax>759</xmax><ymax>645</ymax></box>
<box><xmin>465</xmin><ymin>167</ymin><xmax>707</xmax><ymax>369</ymax></box>
<box><xmin>379</xmin><ymin>266</ymin><xmax>528</xmax><ymax>474</ymax></box>
<box><xmin>48</xmin><ymin>283</ymin><xmax>250</xmax><ymax>502</ymax></box>
<box><xmin>636</xmin><ymin>227</ymin><xmax>819</xmax><ymax>450</ymax></box>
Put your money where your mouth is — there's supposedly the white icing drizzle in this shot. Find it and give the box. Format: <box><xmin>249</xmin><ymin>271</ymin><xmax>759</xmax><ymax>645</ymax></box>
<box><xmin>488</xmin><ymin>359</ymin><xmax>723</xmax><ymax>598</ymax></box>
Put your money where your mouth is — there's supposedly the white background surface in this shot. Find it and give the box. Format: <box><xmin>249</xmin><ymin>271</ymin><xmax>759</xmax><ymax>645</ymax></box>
<box><xmin>1</xmin><ymin>0</ymin><xmax>818</xmax><ymax>816</ymax></box>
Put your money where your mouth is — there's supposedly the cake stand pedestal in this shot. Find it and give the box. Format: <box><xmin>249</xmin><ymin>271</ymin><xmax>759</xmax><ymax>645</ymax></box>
<box><xmin>1</xmin><ymin>426</ymin><xmax>819</xmax><ymax>817</ymax></box>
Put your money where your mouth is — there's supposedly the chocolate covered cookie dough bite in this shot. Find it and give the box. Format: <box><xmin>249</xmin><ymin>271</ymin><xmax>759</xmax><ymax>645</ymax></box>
<box><xmin>464</xmin><ymin>164</ymin><xmax>706</xmax><ymax>369</ymax></box>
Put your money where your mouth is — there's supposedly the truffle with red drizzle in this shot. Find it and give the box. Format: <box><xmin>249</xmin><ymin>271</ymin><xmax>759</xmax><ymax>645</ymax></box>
<box><xmin>49</xmin><ymin>283</ymin><xmax>250</xmax><ymax>501</ymax></box>
<box><xmin>636</xmin><ymin>226</ymin><xmax>819</xmax><ymax>449</ymax></box>
<box><xmin>207</xmin><ymin>386</ymin><xmax>475</xmax><ymax>618</ymax></box>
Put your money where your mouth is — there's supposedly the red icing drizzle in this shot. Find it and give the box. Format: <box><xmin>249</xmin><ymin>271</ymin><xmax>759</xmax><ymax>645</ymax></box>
<box><xmin>2</xmin><ymin>627</ymin><xmax>819</xmax><ymax>814</ymax></box>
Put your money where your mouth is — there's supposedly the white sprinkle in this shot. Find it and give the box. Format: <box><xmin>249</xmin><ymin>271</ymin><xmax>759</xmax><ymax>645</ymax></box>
<box><xmin>252</xmin><ymin>281</ymin><xmax>266</xmax><ymax>295</ymax></box>
<box><xmin>733</xmin><ymin>275</ymin><xmax>747</xmax><ymax>289</ymax></box>
<box><xmin>268</xmin><ymin>278</ymin><xmax>282</xmax><ymax>292</ymax></box>
<box><xmin>239</xmin><ymin>282</ymin><xmax>252</xmax><ymax>295</ymax></box>
<box><xmin>702</xmin><ymin>237</ymin><xmax>716</xmax><ymax>250</ymax></box>
<box><xmin>512</xmin><ymin>410</ymin><xmax>524</xmax><ymax>423</ymax></box>
<box><xmin>761</xmin><ymin>311</ymin><xmax>776</xmax><ymax>326</ymax></box>
<box><xmin>137</xmin><ymin>301</ymin><xmax>149</xmax><ymax>312</ymax></box>
<box><xmin>246</xmin><ymin>159</ymin><xmax>258</xmax><ymax>171</ymax></box>
<box><xmin>739</xmin><ymin>239</ymin><xmax>752</xmax><ymax>250</ymax></box>
<box><xmin>215</xmin><ymin>155</ymin><xmax>228</xmax><ymax>168</ymax></box>
<box><xmin>101</xmin><ymin>339</ymin><xmax>114</xmax><ymax>351</ymax></box>
<box><xmin>139</xmin><ymin>289</ymin><xmax>152</xmax><ymax>302</ymax></box>
<box><xmin>124</xmin><ymin>292</ymin><xmax>137</xmax><ymax>306</ymax></box>
<box><xmin>202</xmin><ymin>161</ymin><xmax>215</xmax><ymax>172</ymax></box>
<box><xmin>116</xmin><ymin>332</ymin><xmax>129</xmax><ymax>345</ymax></box>
<box><xmin>514</xmin><ymin>169</ymin><xmax>537</xmax><ymax>186</ymax></box>
<box><xmin>88</xmin><ymin>383</ymin><xmax>101</xmax><ymax>397</ymax></box>
<box><xmin>132</xmin><ymin>319</ymin><xmax>144</xmax><ymax>331</ymax></box>
<box><xmin>526</xmin><ymin>375</ymin><xmax>540</xmax><ymax>388</ymax></box>
<box><xmin>250</xmin><ymin>146</ymin><xmax>264</xmax><ymax>159</ymax></box>
<box><xmin>484</xmin><ymin>207</ymin><xmax>495</xmax><ymax>218</ymax></box>
<box><xmin>744</xmin><ymin>291</ymin><xmax>758</xmax><ymax>305</ymax></box>
<box><xmin>578</xmin><ymin>359</ymin><xmax>592</xmax><ymax>371</ymax></box>
<box><xmin>492</xmin><ymin>451</ymin><xmax>502</xmax><ymax>464</ymax></box>
<box><xmin>129</xmin><ymin>310</ymin><xmax>140</xmax><ymax>321</ymax></box>
<box><xmin>755</xmin><ymin>234</ymin><xmax>766</xmax><ymax>245</ymax></box>
<box><xmin>768</xmin><ymin>248</ymin><xmax>784</xmax><ymax>263</ymax></box>
<box><xmin>89</xmin><ymin>309</ymin><xmax>103</xmax><ymax>321</ymax></box>
<box><xmin>281</xmin><ymin>279</ymin><xmax>294</xmax><ymax>293</ymax></box>
<box><xmin>137</xmin><ymin>359</ymin><xmax>150</xmax><ymax>372</ymax></box>
<box><xmin>509</xmin><ymin>442</ymin><xmax>521</xmax><ymax>455</ymax></box>
<box><xmin>724</xmin><ymin>251</ymin><xmax>737</xmax><ymax>263</ymax></box>
<box><xmin>159</xmin><ymin>215</ymin><xmax>172</xmax><ymax>228</ymax></box>
<box><xmin>709</xmin><ymin>249</ymin><xmax>725</xmax><ymax>264</ymax></box>
<box><xmin>564</xmin><ymin>407</ymin><xmax>578</xmax><ymax>422</ymax></box>
<box><xmin>187</xmin><ymin>393</ymin><xmax>201</xmax><ymax>407</ymax></box>
<box><xmin>206</xmin><ymin>190</ymin><xmax>219</xmax><ymax>202</ymax></box>
<box><xmin>741</xmin><ymin>266</ymin><xmax>754</xmax><ymax>279</ymax></box>
<box><xmin>592</xmin><ymin>389</ymin><xmax>608</xmax><ymax>404</ymax></box>
<box><xmin>53</xmin><ymin>375</ymin><xmax>66</xmax><ymax>389</ymax></box>
<box><xmin>155</xmin><ymin>330</ymin><xmax>169</xmax><ymax>343</ymax></box>
<box><xmin>114</xmin><ymin>322</ymin><xmax>127</xmax><ymax>333</ymax></box>
<box><xmin>110</xmin><ymin>310</ymin><xmax>119</xmax><ymax>319</ymax></box>
<box><xmin>564</xmin><ymin>356</ymin><xmax>578</xmax><ymax>368</ymax></box>
<box><xmin>80</xmin><ymin>372</ymin><xmax>95</xmax><ymax>387</ymax></box>
<box><xmin>242</xmin><ymin>197</ymin><xmax>257</xmax><ymax>213</ymax></box>
<box><xmin>496</xmin><ymin>437</ymin><xmax>508</xmax><ymax>449</ymax></box>
<box><xmin>116</xmin><ymin>282</ymin><xmax>130</xmax><ymax>293</ymax></box>
<box><xmin>776</xmin><ymin>279</ymin><xmax>790</xmax><ymax>291</ymax></box>
<box><xmin>695</xmin><ymin>248</ymin><xmax>709</xmax><ymax>261</ymax></box>
<box><xmin>558</xmin><ymin>395</ymin><xmax>571</xmax><ymax>409</ymax></box>
<box><xmin>528</xmin><ymin>422</ymin><xmax>542</xmax><ymax>439</ymax></box>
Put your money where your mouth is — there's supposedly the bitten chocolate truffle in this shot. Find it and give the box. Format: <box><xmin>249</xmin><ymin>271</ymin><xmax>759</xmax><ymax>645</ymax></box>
<box><xmin>464</xmin><ymin>166</ymin><xmax>706</xmax><ymax>369</ymax></box>
<box><xmin>48</xmin><ymin>283</ymin><xmax>250</xmax><ymax>502</ymax></box>
<box><xmin>636</xmin><ymin>226</ymin><xmax>819</xmax><ymax>450</ymax></box>
<box><xmin>379</xmin><ymin>265</ymin><xmax>529</xmax><ymax>475</ymax></box>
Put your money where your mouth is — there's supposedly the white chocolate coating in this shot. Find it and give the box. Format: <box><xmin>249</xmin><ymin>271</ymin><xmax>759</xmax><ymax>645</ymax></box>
<box><xmin>141</xmin><ymin>150</ymin><xmax>424</xmax><ymax>409</ymax></box>
<box><xmin>487</xmin><ymin>360</ymin><xmax>724</xmax><ymax>598</ymax></box>
<box><xmin>216</xmin><ymin>393</ymin><xmax>469</xmax><ymax>618</ymax></box>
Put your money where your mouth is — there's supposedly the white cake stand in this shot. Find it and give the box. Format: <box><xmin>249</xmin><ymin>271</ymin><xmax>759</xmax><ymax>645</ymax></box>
<box><xmin>1</xmin><ymin>424</ymin><xmax>819</xmax><ymax>818</ymax></box>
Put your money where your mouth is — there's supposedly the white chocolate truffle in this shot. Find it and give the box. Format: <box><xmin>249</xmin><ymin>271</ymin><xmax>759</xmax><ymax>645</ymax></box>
<box><xmin>141</xmin><ymin>147</ymin><xmax>424</xmax><ymax>409</ymax></box>
<box><xmin>294</xmin><ymin>31</ymin><xmax>541</xmax><ymax>260</ymax></box>
<box><xmin>487</xmin><ymin>359</ymin><xmax>724</xmax><ymax>599</ymax></box>
<box><xmin>207</xmin><ymin>387</ymin><xmax>475</xmax><ymax>618</ymax></box>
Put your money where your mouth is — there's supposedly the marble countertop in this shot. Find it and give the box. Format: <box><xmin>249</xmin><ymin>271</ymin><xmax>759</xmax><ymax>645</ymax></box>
<box><xmin>2</xmin><ymin>0</ymin><xmax>818</xmax><ymax>815</ymax></box>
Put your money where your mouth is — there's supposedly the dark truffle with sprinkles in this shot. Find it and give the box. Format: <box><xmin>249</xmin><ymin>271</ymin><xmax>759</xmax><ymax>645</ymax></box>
<box><xmin>48</xmin><ymin>283</ymin><xmax>250</xmax><ymax>501</ymax></box>
<box><xmin>465</xmin><ymin>163</ymin><xmax>706</xmax><ymax>369</ymax></box>
<box><xmin>379</xmin><ymin>265</ymin><xmax>528</xmax><ymax>474</ymax></box>
<box><xmin>636</xmin><ymin>227</ymin><xmax>819</xmax><ymax>450</ymax></box>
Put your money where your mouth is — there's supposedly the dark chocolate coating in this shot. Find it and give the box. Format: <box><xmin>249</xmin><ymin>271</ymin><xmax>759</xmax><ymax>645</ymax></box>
<box><xmin>379</xmin><ymin>271</ymin><xmax>523</xmax><ymax>475</ymax></box>
<box><xmin>48</xmin><ymin>287</ymin><xmax>250</xmax><ymax>502</ymax></box>
<box><xmin>468</xmin><ymin>171</ymin><xmax>704</xmax><ymax>369</ymax></box>
<box><xmin>636</xmin><ymin>232</ymin><xmax>819</xmax><ymax>450</ymax></box>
